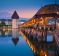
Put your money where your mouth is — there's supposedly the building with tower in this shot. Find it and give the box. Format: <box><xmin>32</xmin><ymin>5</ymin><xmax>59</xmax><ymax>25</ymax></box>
<box><xmin>11</xmin><ymin>11</ymin><xmax>19</xmax><ymax>29</ymax></box>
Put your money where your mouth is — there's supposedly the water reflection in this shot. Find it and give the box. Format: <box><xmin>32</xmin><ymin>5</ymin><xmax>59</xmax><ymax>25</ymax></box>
<box><xmin>0</xmin><ymin>29</ymin><xmax>59</xmax><ymax>56</ymax></box>
<box><xmin>0</xmin><ymin>29</ymin><xmax>19</xmax><ymax>45</ymax></box>
<box><xmin>12</xmin><ymin>29</ymin><xmax>19</xmax><ymax>45</ymax></box>
<box><xmin>0</xmin><ymin>29</ymin><xmax>35</xmax><ymax>56</ymax></box>
<box><xmin>21</xmin><ymin>31</ymin><xmax>59</xmax><ymax>56</ymax></box>
<box><xmin>0</xmin><ymin>29</ymin><xmax>12</xmax><ymax>37</ymax></box>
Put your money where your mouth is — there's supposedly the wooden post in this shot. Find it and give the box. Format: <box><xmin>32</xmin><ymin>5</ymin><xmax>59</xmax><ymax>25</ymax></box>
<box><xmin>54</xmin><ymin>17</ymin><xmax>57</xmax><ymax>29</ymax></box>
<box><xmin>43</xmin><ymin>17</ymin><xmax>46</xmax><ymax>26</ymax></box>
<box><xmin>45</xmin><ymin>29</ymin><xmax>47</xmax><ymax>42</ymax></box>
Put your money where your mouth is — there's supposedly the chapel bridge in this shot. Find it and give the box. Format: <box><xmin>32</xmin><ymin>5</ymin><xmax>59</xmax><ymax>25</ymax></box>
<box><xmin>19</xmin><ymin>13</ymin><xmax>59</xmax><ymax>30</ymax></box>
<box><xmin>19</xmin><ymin>13</ymin><xmax>59</xmax><ymax>50</ymax></box>
<box><xmin>18</xmin><ymin>4</ymin><xmax>59</xmax><ymax>55</ymax></box>
<box><xmin>19</xmin><ymin>13</ymin><xmax>59</xmax><ymax>55</ymax></box>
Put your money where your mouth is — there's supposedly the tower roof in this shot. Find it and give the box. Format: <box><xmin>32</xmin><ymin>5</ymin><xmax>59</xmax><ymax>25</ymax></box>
<box><xmin>12</xmin><ymin>38</ymin><xmax>19</xmax><ymax>46</ymax></box>
<box><xmin>11</xmin><ymin>11</ymin><xmax>19</xmax><ymax>19</ymax></box>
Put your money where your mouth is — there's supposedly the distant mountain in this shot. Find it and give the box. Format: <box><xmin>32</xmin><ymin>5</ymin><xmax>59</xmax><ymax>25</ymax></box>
<box><xmin>19</xmin><ymin>17</ymin><xmax>29</xmax><ymax>21</ymax></box>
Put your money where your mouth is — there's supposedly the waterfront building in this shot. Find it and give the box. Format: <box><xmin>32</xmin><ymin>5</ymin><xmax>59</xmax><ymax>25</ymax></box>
<box><xmin>11</xmin><ymin>11</ymin><xmax>19</xmax><ymax>29</ymax></box>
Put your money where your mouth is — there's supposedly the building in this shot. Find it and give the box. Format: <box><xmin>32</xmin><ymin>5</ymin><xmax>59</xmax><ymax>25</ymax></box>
<box><xmin>0</xmin><ymin>19</ymin><xmax>26</xmax><ymax>26</ymax></box>
<box><xmin>11</xmin><ymin>11</ymin><xmax>19</xmax><ymax>29</ymax></box>
<box><xmin>20</xmin><ymin>4</ymin><xmax>59</xmax><ymax>27</ymax></box>
<box><xmin>35</xmin><ymin>4</ymin><xmax>59</xmax><ymax>15</ymax></box>
<box><xmin>0</xmin><ymin>19</ymin><xmax>12</xmax><ymax>26</ymax></box>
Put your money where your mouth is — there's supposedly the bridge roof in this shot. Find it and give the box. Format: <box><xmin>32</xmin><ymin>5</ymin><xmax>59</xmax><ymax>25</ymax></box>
<box><xmin>34</xmin><ymin>13</ymin><xmax>59</xmax><ymax>18</ymax></box>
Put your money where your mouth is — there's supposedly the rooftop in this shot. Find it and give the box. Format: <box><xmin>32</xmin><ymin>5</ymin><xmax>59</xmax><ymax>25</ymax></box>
<box><xmin>11</xmin><ymin>11</ymin><xmax>19</xmax><ymax>19</ymax></box>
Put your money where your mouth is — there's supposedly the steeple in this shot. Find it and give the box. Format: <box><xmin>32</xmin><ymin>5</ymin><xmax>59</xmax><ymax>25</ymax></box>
<box><xmin>11</xmin><ymin>11</ymin><xmax>19</xmax><ymax>19</ymax></box>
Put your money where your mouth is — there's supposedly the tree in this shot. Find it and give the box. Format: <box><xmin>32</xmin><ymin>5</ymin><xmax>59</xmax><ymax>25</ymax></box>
<box><xmin>0</xmin><ymin>20</ymin><xmax>6</xmax><ymax>26</ymax></box>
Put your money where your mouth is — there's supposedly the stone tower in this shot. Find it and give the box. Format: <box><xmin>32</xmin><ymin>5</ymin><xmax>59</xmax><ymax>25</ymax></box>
<box><xmin>11</xmin><ymin>11</ymin><xmax>19</xmax><ymax>29</ymax></box>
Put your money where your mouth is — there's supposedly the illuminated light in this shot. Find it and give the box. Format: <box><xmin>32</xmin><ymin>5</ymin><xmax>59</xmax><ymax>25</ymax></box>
<box><xmin>44</xmin><ymin>27</ymin><xmax>45</xmax><ymax>29</ymax></box>
<box><xmin>3</xmin><ymin>29</ymin><xmax>5</xmax><ymax>31</ymax></box>
<box><xmin>29</xmin><ymin>44</ymin><xmax>31</xmax><ymax>46</ymax></box>
<box><xmin>5</xmin><ymin>32</ymin><xmax>8</xmax><ymax>35</ymax></box>
<box><xmin>44</xmin><ymin>26</ymin><xmax>46</xmax><ymax>29</ymax></box>
<box><xmin>40</xmin><ymin>50</ymin><xmax>43</xmax><ymax>53</ymax></box>
<box><xmin>57</xmin><ymin>12</ymin><xmax>59</xmax><ymax>14</ymax></box>
<box><xmin>40</xmin><ymin>27</ymin><xmax>41</xmax><ymax>29</ymax></box>
<box><xmin>45</xmin><ymin>54</ymin><xmax>47</xmax><ymax>56</ymax></box>
<box><xmin>28</xmin><ymin>44</ymin><xmax>30</xmax><ymax>47</ymax></box>
<box><xmin>8</xmin><ymin>28</ymin><xmax>11</xmax><ymax>31</ymax></box>
<box><xmin>32</xmin><ymin>47</ymin><xmax>34</xmax><ymax>51</ymax></box>
<box><xmin>34</xmin><ymin>49</ymin><xmax>36</xmax><ymax>53</ymax></box>
<box><xmin>31</xmin><ymin>45</ymin><xmax>32</xmax><ymax>49</ymax></box>
<box><xmin>57</xmin><ymin>23</ymin><xmax>59</xmax><ymax>28</ymax></box>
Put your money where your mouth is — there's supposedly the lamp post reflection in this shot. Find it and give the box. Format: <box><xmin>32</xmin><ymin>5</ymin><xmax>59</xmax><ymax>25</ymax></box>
<box><xmin>12</xmin><ymin>29</ymin><xmax>19</xmax><ymax>45</ymax></box>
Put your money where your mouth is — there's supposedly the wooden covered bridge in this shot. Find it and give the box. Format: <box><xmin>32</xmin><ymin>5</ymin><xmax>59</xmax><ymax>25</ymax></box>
<box><xmin>19</xmin><ymin>13</ymin><xmax>59</xmax><ymax>30</ymax></box>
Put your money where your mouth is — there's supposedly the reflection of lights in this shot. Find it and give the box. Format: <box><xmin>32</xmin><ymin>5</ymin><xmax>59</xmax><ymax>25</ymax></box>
<box><xmin>3</xmin><ymin>29</ymin><xmax>5</xmax><ymax>31</ymax></box>
<box><xmin>31</xmin><ymin>45</ymin><xmax>32</xmax><ymax>49</ymax></box>
<box><xmin>20</xmin><ymin>31</ymin><xmax>38</xmax><ymax>55</ymax></box>
<box><xmin>57</xmin><ymin>12</ymin><xmax>59</xmax><ymax>14</ymax></box>
<box><xmin>57</xmin><ymin>23</ymin><xmax>59</xmax><ymax>28</ymax></box>
<box><xmin>29</xmin><ymin>43</ymin><xmax>31</xmax><ymax>46</ymax></box>
<box><xmin>40</xmin><ymin>50</ymin><xmax>43</xmax><ymax>53</ymax></box>
<box><xmin>8</xmin><ymin>28</ymin><xmax>11</xmax><ymax>31</ymax></box>
<box><xmin>34</xmin><ymin>49</ymin><xmax>36</xmax><ymax>53</ymax></box>
<box><xmin>40</xmin><ymin>27</ymin><xmax>41</xmax><ymax>29</ymax></box>
<box><xmin>5</xmin><ymin>32</ymin><xmax>8</xmax><ymax>35</ymax></box>
<box><xmin>48</xmin><ymin>27</ymin><xmax>50</xmax><ymax>30</ymax></box>
<box><xmin>45</xmin><ymin>54</ymin><xmax>47</xmax><ymax>56</ymax></box>
<box><xmin>44</xmin><ymin>26</ymin><xmax>46</xmax><ymax>29</ymax></box>
<box><xmin>40</xmin><ymin>50</ymin><xmax>48</xmax><ymax>56</ymax></box>
<box><xmin>32</xmin><ymin>47</ymin><xmax>34</xmax><ymax>51</ymax></box>
<box><xmin>0</xmin><ymin>31</ymin><xmax>1</xmax><ymax>35</ymax></box>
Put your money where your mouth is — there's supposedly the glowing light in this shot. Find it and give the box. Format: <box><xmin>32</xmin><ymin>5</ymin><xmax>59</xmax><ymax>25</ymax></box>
<box><xmin>57</xmin><ymin>12</ymin><xmax>59</xmax><ymax>14</ymax></box>
<box><xmin>40</xmin><ymin>27</ymin><xmax>41</xmax><ymax>29</ymax></box>
<box><xmin>45</xmin><ymin>54</ymin><xmax>47</xmax><ymax>56</ymax></box>
<box><xmin>44</xmin><ymin>26</ymin><xmax>46</xmax><ymax>29</ymax></box>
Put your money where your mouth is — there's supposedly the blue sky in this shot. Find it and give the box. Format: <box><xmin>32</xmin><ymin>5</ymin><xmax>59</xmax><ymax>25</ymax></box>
<box><xmin>0</xmin><ymin>0</ymin><xmax>59</xmax><ymax>18</ymax></box>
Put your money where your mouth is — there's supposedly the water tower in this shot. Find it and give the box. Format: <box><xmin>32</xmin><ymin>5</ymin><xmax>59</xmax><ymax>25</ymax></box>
<box><xmin>11</xmin><ymin>11</ymin><xmax>19</xmax><ymax>29</ymax></box>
